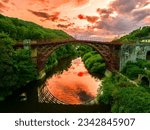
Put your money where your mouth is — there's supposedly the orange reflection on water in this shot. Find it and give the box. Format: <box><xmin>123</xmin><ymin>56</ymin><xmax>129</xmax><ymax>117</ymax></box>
<box><xmin>45</xmin><ymin>58</ymin><xmax>101</xmax><ymax>104</ymax></box>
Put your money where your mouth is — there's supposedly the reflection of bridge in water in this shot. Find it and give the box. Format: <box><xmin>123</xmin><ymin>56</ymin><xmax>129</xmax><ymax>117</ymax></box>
<box><xmin>38</xmin><ymin>86</ymin><xmax>65</xmax><ymax>104</ymax></box>
<box><xmin>15</xmin><ymin>38</ymin><xmax>122</xmax><ymax>76</ymax></box>
<box><xmin>14</xmin><ymin>38</ymin><xmax>122</xmax><ymax>104</ymax></box>
<box><xmin>13</xmin><ymin>37</ymin><xmax>150</xmax><ymax>105</ymax></box>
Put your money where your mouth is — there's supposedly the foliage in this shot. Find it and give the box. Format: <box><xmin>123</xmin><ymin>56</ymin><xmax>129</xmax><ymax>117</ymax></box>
<box><xmin>0</xmin><ymin>32</ymin><xmax>37</xmax><ymax>99</ymax></box>
<box><xmin>97</xmin><ymin>72</ymin><xmax>150</xmax><ymax>113</ymax></box>
<box><xmin>46</xmin><ymin>44</ymin><xmax>106</xmax><ymax>77</ymax></box>
<box><xmin>75</xmin><ymin>45</ymin><xmax>106</xmax><ymax>77</ymax></box>
<box><xmin>83</xmin><ymin>52</ymin><xmax>106</xmax><ymax>76</ymax></box>
<box><xmin>97</xmin><ymin>74</ymin><xmax>116</xmax><ymax>105</ymax></box>
<box><xmin>115</xmin><ymin>26</ymin><xmax>150</xmax><ymax>43</ymax></box>
<box><xmin>13</xmin><ymin>49</ymin><xmax>37</xmax><ymax>87</ymax></box>
<box><xmin>0</xmin><ymin>14</ymin><xmax>72</xmax><ymax>41</ymax></box>
<box><xmin>76</xmin><ymin>45</ymin><xmax>93</xmax><ymax>57</ymax></box>
<box><xmin>0</xmin><ymin>33</ymin><xmax>17</xmax><ymax>98</ymax></box>
<box><xmin>0</xmin><ymin>14</ymin><xmax>74</xmax><ymax>100</ymax></box>
<box><xmin>122</xmin><ymin>60</ymin><xmax>150</xmax><ymax>80</ymax></box>
<box><xmin>112</xmin><ymin>87</ymin><xmax>150</xmax><ymax>113</ymax></box>
<box><xmin>45</xmin><ymin>44</ymin><xmax>77</xmax><ymax>73</ymax></box>
<box><xmin>82</xmin><ymin>51</ymin><xmax>97</xmax><ymax>62</ymax></box>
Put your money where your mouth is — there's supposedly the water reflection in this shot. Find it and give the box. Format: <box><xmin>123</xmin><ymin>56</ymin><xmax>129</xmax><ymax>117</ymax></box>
<box><xmin>42</xmin><ymin>57</ymin><xmax>101</xmax><ymax>104</ymax></box>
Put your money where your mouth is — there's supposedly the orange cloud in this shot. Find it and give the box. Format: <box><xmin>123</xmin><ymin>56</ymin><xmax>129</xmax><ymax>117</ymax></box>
<box><xmin>30</xmin><ymin>0</ymin><xmax>89</xmax><ymax>9</ymax></box>
<box><xmin>2</xmin><ymin>0</ymin><xmax>9</xmax><ymax>3</ymax></box>
<box><xmin>1</xmin><ymin>0</ymin><xmax>150</xmax><ymax>41</ymax></box>
<box><xmin>144</xmin><ymin>17</ymin><xmax>150</xmax><ymax>23</ymax></box>
<box><xmin>78</xmin><ymin>14</ymin><xmax>99</xmax><ymax>23</ymax></box>
<box><xmin>28</xmin><ymin>10</ymin><xmax>60</xmax><ymax>22</ymax></box>
<box><xmin>75</xmin><ymin>0</ymin><xmax>90</xmax><ymax>7</ymax></box>
<box><xmin>0</xmin><ymin>2</ymin><xmax>8</xmax><ymax>12</ymax></box>
<box><xmin>57</xmin><ymin>23</ymin><xmax>75</xmax><ymax>28</ymax></box>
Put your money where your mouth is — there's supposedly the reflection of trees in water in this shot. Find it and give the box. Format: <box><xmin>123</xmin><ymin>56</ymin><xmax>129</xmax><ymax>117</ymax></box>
<box><xmin>42</xmin><ymin>44</ymin><xmax>105</xmax><ymax>104</ymax></box>
<box><xmin>45</xmin><ymin>44</ymin><xmax>106</xmax><ymax>79</ymax></box>
<box><xmin>41</xmin><ymin>57</ymin><xmax>101</xmax><ymax>104</ymax></box>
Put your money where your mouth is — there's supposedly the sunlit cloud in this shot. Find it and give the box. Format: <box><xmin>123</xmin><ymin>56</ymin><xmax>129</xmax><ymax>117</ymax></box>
<box><xmin>0</xmin><ymin>0</ymin><xmax>150</xmax><ymax>41</ymax></box>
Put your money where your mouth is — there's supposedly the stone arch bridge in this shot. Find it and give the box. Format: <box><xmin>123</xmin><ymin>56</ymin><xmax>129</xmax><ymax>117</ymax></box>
<box><xmin>15</xmin><ymin>39</ymin><xmax>122</xmax><ymax>78</ymax></box>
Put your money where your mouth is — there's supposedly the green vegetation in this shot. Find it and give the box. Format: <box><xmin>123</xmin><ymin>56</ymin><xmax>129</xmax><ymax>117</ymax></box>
<box><xmin>104</xmin><ymin>27</ymin><xmax>150</xmax><ymax>112</ymax></box>
<box><xmin>0</xmin><ymin>33</ymin><xmax>37</xmax><ymax>100</ymax></box>
<box><xmin>121</xmin><ymin>60</ymin><xmax>150</xmax><ymax>88</ymax></box>
<box><xmin>0</xmin><ymin>14</ymin><xmax>72</xmax><ymax>100</ymax></box>
<box><xmin>45</xmin><ymin>44</ymin><xmax>77</xmax><ymax>73</ymax></box>
<box><xmin>0</xmin><ymin>14</ymin><xmax>106</xmax><ymax>101</ymax></box>
<box><xmin>97</xmin><ymin>72</ymin><xmax>150</xmax><ymax>113</ymax></box>
<box><xmin>98</xmin><ymin>60</ymin><xmax>150</xmax><ymax>113</ymax></box>
<box><xmin>0</xmin><ymin>14</ymin><xmax>71</xmax><ymax>41</ymax></box>
<box><xmin>115</xmin><ymin>26</ymin><xmax>150</xmax><ymax>43</ymax></box>
<box><xmin>45</xmin><ymin>44</ymin><xmax>106</xmax><ymax>77</ymax></box>
<box><xmin>77</xmin><ymin>45</ymin><xmax>106</xmax><ymax>77</ymax></box>
<box><xmin>122</xmin><ymin>60</ymin><xmax>150</xmax><ymax>80</ymax></box>
<box><xmin>1</xmin><ymin>14</ymin><xmax>150</xmax><ymax>113</ymax></box>
<box><xmin>112</xmin><ymin>87</ymin><xmax>150</xmax><ymax>113</ymax></box>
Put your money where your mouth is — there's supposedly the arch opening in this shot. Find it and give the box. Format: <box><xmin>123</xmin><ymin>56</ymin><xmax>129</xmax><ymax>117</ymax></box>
<box><xmin>146</xmin><ymin>51</ymin><xmax>150</xmax><ymax>60</ymax></box>
<box><xmin>38</xmin><ymin>43</ymin><xmax>106</xmax><ymax>105</ymax></box>
<box><xmin>42</xmin><ymin>43</ymin><xmax>108</xmax><ymax>78</ymax></box>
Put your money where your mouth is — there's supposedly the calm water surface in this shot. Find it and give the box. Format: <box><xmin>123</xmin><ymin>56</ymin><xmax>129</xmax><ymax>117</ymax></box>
<box><xmin>44</xmin><ymin>57</ymin><xmax>101</xmax><ymax>104</ymax></box>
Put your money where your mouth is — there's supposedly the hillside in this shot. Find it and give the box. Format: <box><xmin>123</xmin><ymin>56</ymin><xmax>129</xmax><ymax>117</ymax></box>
<box><xmin>0</xmin><ymin>14</ymin><xmax>72</xmax><ymax>99</ymax></box>
<box><xmin>0</xmin><ymin>14</ymin><xmax>71</xmax><ymax>42</ymax></box>
<box><xmin>115</xmin><ymin>26</ymin><xmax>150</xmax><ymax>44</ymax></box>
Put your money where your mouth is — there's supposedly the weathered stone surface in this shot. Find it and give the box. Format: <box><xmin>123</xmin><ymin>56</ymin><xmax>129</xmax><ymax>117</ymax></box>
<box><xmin>120</xmin><ymin>43</ymin><xmax>150</xmax><ymax>70</ymax></box>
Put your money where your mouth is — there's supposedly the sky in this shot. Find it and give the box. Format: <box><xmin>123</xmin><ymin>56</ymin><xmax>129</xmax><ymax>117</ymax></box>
<box><xmin>0</xmin><ymin>0</ymin><xmax>150</xmax><ymax>41</ymax></box>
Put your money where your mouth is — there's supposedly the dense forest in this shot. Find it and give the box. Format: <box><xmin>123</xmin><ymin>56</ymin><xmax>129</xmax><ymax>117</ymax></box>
<box><xmin>97</xmin><ymin>69</ymin><xmax>150</xmax><ymax>113</ymax></box>
<box><xmin>0</xmin><ymin>32</ymin><xmax>37</xmax><ymax>99</ymax></box>
<box><xmin>0</xmin><ymin>14</ymin><xmax>71</xmax><ymax>41</ymax></box>
<box><xmin>0</xmin><ymin>14</ymin><xmax>71</xmax><ymax>100</ymax></box>
<box><xmin>115</xmin><ymin>26</ymin><xmax>150</xmax><ymax>43</ymax></box>
<box><xmin>77</xmin><ymin>45</ymin><xmax>106</xmax><ymax>77</ymax></box>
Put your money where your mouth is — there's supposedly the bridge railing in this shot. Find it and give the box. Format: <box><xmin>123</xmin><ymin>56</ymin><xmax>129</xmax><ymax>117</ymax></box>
<box><xmin>14</xmin><ymin>37</ymin><xmax>123</xmax><ymax>48</ymax></box>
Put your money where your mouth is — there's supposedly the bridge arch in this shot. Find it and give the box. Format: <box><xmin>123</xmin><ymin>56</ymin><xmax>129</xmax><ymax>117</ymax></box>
<box><xmin>36</xmin><ymin>40</ymin><xmax>120</xmax><ymax>76</ymax></box>
<box><xmin>38</xmin><ymin>43</ymin><xmax>111</xmax><ymax>104</ymax></box>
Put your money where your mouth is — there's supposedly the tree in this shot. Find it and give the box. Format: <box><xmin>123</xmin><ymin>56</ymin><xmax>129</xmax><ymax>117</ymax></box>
<box><xmin>116</xmin><ymin>26</ymin><xmax>150</xmax><ymax>43</ymax></box>
<box><xmin>112</xmin><ymin>87</ymin><xmax>150</xmax><ymax>113</ymax></box>
<box><xmin>0</xmin><ymin>33</ymin><xmax>17</xmax><ymax>98</ymax></box>
<box><xmin>0</xmin><ymin>32</ymin><xmax>37</xmax><ymax>99</ymax></box>
<box><xmin>13</xmin><ymin>49</ymin><xmax>37</xmax><ymax>87</ymax></box>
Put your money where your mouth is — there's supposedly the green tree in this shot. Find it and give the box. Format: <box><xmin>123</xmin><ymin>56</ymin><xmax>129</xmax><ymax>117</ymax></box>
<box><xmin>112</xmin><ymin>87</ymin><xmax>150</xmax><ymax>113</ymax></box>
<box><xmin>0</xmin><ymin>32</ymin><xmax>37</xmax><ymax>99</ymax></box>
<box><xmin>0</xmin><ymin>33</ymin><xmax>17</xmax><ymax>98</ymax></box>
<box><xmin>13</xmin><ymin>49</ymin><xmax>37</xmax><ymax>87</ymax></box>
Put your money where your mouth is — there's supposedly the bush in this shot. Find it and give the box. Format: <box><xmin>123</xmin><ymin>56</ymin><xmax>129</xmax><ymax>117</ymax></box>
<box><xmin>112</xmin><ymin>87</ymin><xmax>150</xmax><ymax>113</ymax></box>
<box><xmin>122</xmin><ymin>60</ymin><xmax>150</xmax><ymax>80</ymax></box>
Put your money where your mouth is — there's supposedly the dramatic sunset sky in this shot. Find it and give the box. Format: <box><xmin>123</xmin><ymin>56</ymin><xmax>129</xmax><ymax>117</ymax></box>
<box><xmin>0</xmin><ymin>0</ymin><xmax>150</xmax><ymax>41</ymax></box>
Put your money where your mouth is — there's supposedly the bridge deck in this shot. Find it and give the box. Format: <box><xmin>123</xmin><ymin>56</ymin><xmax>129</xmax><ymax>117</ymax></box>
<box><xmin>14</xmin><ymin>39</ymin><xmax>122</xmax><ymax>47</ymax></box>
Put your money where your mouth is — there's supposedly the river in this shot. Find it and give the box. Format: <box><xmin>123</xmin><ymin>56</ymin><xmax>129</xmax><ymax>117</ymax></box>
<box><xmin>41</xmin><ymin>57</ymin><xmax>101</xmax><ymax>104</ymax></box>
